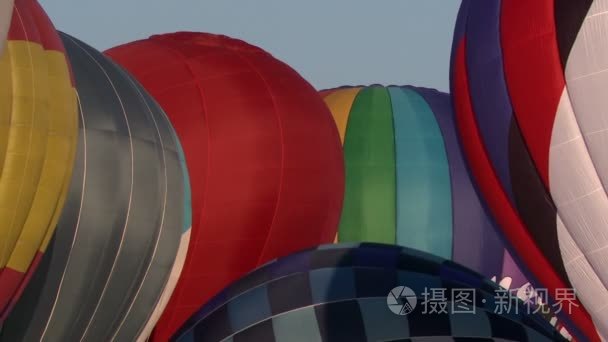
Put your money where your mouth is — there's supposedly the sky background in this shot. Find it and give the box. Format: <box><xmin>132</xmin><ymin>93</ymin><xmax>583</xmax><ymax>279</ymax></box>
<box><xmin>39</xmin><ymin>0</ymin><xmax>461</xmax><ymax>92</ymax></box>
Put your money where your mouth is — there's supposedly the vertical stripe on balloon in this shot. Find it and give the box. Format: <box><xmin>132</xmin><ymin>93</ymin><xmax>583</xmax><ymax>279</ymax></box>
<box><xmin>339</xmin><ymin>87</ymin><xmax>396</xmax><ymax>244</ymax></box>
<box><xmin>390</xmin><ymin>86</ymin><xmax>452</xmax><ymax>258</ymax></box>
<box><xmin>0</xmin><ymin>0</ymin><xmax>78</xmax><ymax>321</ymax></box>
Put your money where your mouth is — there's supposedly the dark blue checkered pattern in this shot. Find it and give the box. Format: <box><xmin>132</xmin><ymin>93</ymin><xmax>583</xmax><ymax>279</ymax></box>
<box><xmin>172</xmin><ymin>243</ymin><xmax>566</xmax><ymax>341</ymax></box>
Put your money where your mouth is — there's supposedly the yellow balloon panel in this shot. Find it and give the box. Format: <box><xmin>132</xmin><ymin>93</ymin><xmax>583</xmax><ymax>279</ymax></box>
<box><xmin>0</xmin><ymin>0</ymin><xmax>77</xmax><ymax>321</ymax></box>
<box><xmin>0</xmin><ymin>40</ymin><xmax>50</xmax><ymax>269</ymax></box>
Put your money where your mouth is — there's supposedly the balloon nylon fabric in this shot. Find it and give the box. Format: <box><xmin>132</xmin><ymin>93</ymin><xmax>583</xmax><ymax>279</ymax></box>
<box><xmin>172</xmin><ymin>243</ymin><xmax>567</xmax><ymax>342</ymax></box>
<box><xmin>0</xmin><ymin>0</ymin><xmax>14</xmax><ymax>55</ymax></box>
<box><xmin>450</xmin><ymin>0</ymin><xmax>606</xmax><ymax>340</ymax></box>
<box><xmin>105</xmin><ymin>32</ymin><xmax>344</xmax><ymax>342</ymax></box>
<box><xmin>137</xmin><ymin>133</ymin><xmax>193</xmax><ymax>342</ymax></box>
<box><xmin>0</xmin><ymin>0</ymin><xmax>77</xmax><ymax>321</ymax></box>
<box><xmin>1</xmin><ymin>32</ymin><xmax>188</xmax><ymax>342</ymax></box>
<box><xmin>321</xmin><ymin>85</ymin><xmax>525</xmax><ymax>287</ymax></box>
<box><xmin>554</xmin><ymin>1</ymin><xmax>608</xmax><ymax>338</ymax></box>
<box><xmin>338</xmin><ymin>86</ymin><xmax>397</xmax><ymax>244</ymax></box>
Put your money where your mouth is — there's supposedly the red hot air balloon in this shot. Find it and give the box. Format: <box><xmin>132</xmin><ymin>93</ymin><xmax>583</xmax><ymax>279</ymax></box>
<box><xmin>106</xmin><ymin>32</ymin><xmax>344</xmax><ymax>341</ymax></box>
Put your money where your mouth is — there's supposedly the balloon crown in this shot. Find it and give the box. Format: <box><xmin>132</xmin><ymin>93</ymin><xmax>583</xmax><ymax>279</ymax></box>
<box><xmin>319</xmin><ymin>84</ymin><xmax>444</xmax><ymax>94</ymax></box>
<box><xmin>148</xmin><ymin>31</ymin><xmax>268</xmax><ymax>55</ymax></box>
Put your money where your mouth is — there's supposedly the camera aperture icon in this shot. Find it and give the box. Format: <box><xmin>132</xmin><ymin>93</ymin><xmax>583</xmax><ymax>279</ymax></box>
<box><xmin>387</xmin><ymin>286</ymin><xmax>417</xmax><ymax>315</ymax></box>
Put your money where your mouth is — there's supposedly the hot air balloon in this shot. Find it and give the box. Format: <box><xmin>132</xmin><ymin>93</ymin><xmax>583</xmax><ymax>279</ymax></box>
<box><xmin>2</xmin><ymin>32</ymin><xmax>191</xmax><ymax>342</ymax></box>
<box><xmin>173</xmin><ymin>243</ymin><xmax>567</xmax><ymax>342</ymax></box>
<box><xmin>0</xmin><ymin>0</ymin><xmax>78</xmax><ymax>322</ymax></box>
<box><xmin>105</xmin><ymin>32</ymin><xmax>344</xmax><ymax>341</ymax></box>
<box><xmin>450</xmin><ymin>1</ymin><xmax>606</xmax><ymax>340</ymax></box>
<box><xmin>320</xmin><ymin>85</ymin><xmax>527</xmax><ymax>288</ymax></box>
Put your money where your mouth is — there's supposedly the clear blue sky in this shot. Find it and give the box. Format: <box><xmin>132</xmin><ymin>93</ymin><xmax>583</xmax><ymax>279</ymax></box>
<box><xmin>40</xmin><ymin>0</ymin><xmax>461</xmax><ymax>92</ymax></box>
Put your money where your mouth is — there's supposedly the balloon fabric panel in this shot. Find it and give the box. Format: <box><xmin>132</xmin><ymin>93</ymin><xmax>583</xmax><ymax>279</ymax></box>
<box><xmin>0</xmin><ymin>0</ymin><xmax>77</xmax><ymax>321</ymax></box>
<box><xmin>554</xmin><ymin>0</ymin><xmax>608</xmax><ymax>337</ymax></box>
<box><xmin>320</xmin><ymin>86</ymin><xmax>361</xmax><ymax>143</ymax></box>
<box><xmin>462</xmin><ymin>0</ymin><xmax>569</xmax><ymax>293</ymax></box>
<box><xmin>414</xmin><ymin>86</ymin><xmax>511</xmax><ymax>280</ymax></box>
<box><xmin>389</xmin><ymin>86</ymin><xmax>452</xmax><ymax>258</ymax></box>
<box><xmin>339</xmin><ymin>86</ymin><xmax>396</xmax><ymax>244</ymax></box>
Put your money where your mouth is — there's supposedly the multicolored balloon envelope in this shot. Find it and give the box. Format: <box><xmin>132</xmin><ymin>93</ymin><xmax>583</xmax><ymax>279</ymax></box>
<box><xmin>320</xmin><ymin>85</ymin><xmax>527</xmax><ymax>288</ymax></box>
<box><xmin>2</xmin><ymin>32</ymin><xmax>191</xmax><ymax>342</ymax></box>
<box><xmin>172</xmin><ymin>243</ymin><xmax>567</xmax><ymax>342</ymax></box>
<box><xmin>451</xmin><ymin>1</ymin><xmax>608</xmax><ymax>340</ymax></box>
<box><xmin>105</xmin><ymin>32</ymin><xmax>345</xmax><ymax>341</ymax></box>
<box><xmin>0</xmin><ymin>0</ymin><xmax>78</xmax><ymax>321</ymax></box>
